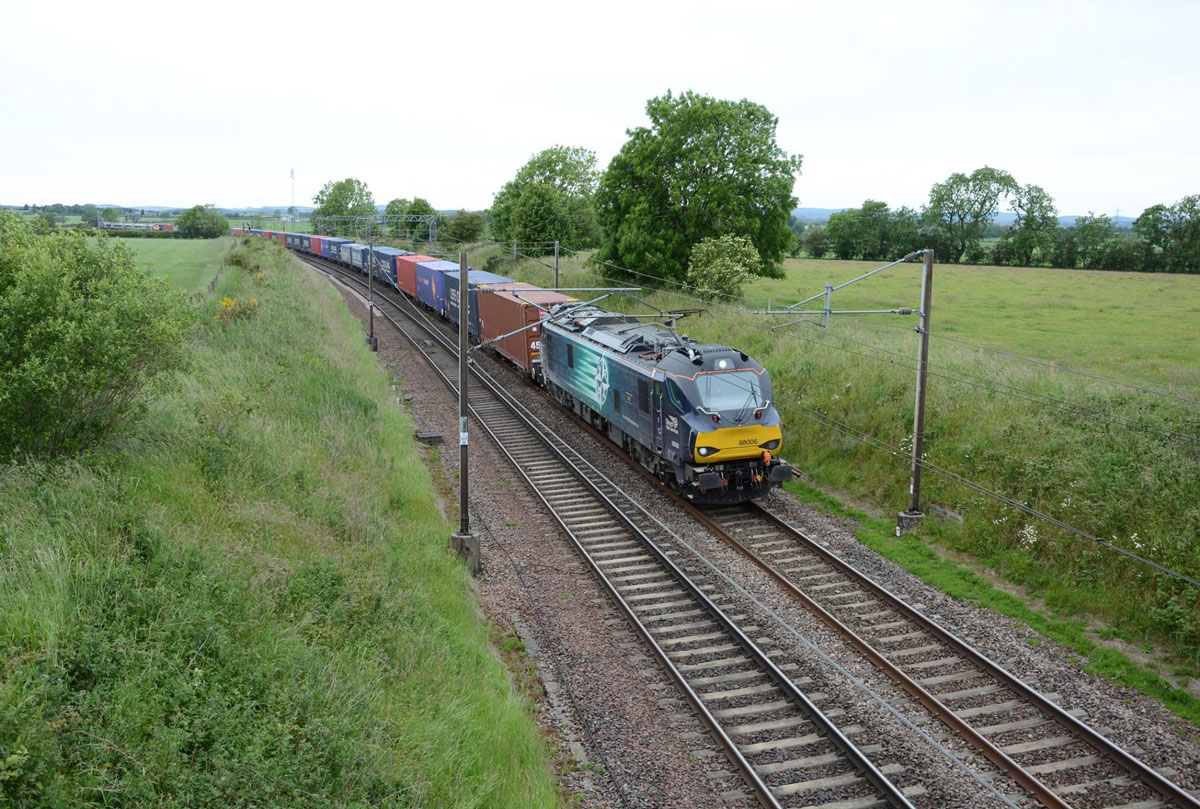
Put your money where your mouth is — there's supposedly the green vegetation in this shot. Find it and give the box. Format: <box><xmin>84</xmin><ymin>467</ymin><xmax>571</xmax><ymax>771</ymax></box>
<box><xmin>686</xmin><ymin>234</ymin><xmax>761</xmax><ymax>299</ymax></box>
<box><xmin>476</xmin><ymin>244</ymin><xmax>1200</xmax><ymax>700</ymax></box>
<box><xmin>175</xmin><ymin>204</ymin><xmax>230</xmax><ymax>239</ymax></box>
<box><xmin>798</xmin><ymin>177</ymin><xmax>1198</xmax><ymax>273</ymax></box>
<box><xmin>0</xmin><ymin>213</ymin><xmax>190</xmax><ymax>462</ymax></box>
<box><xmin>596</xmin><ymin>91</ymin><xmax>801</xmax><ymax>281</ymax></box>
<box><xmin>128</xmin><ymin>236</ymin><xmax>231</xmax><ymax>293</ymax></box>
<box><xmin>0</xmin><ymin>238</ymin><xmax>558</xmax><ymax>807</ymax></box>
<box><xmin>490</xmin><ymin>146</ymin><xmax>600</xmax><ymax>248</ymax></box>
<box><xmin>311</xmin><ymin>178</ymin><xmax>376</xmax><ymax>237</ymax></box>
<box><xmin>446</xmin><ymin>210</ymin><xmax>485</xmax><ymax>243</ymax></box>
<box><xmin>761</xmin><ymin>258</ymin><xmax>1199</xmax><ymax>386</ymax></box>
<box><xmin>784</xmin><ymin>480</ymin><xmax>1200</xmax><ymax>727</ymax></box>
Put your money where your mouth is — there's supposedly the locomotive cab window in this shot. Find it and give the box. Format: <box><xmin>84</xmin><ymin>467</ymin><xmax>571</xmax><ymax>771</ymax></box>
<box><xmin>638</xmin><ymin>380</ymin><xmax>649</xmax><ymax>413</ymax></box>
<box><xmin>697</xmin><ymin>370</ymin><xmax>766</xmax><ymax>410</ymax></box>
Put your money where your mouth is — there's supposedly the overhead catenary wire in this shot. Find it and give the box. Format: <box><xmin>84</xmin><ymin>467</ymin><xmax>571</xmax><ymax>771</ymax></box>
<box><xmin>495</xmin><ymin>240</ymin><xmax>1200</xmax><ymax>585</ymax></box>
<box><xmin>549</xmin><ymin>244</ymin><xmax>1199</xmax><ymax>408</ymax></box>
<box><xmin>527</xmin><ymin>248</ymin><xmax>1200</xmax><ymax>442</ymax></box>
<box><xmin>769</xmin><ymin>321</ymin><xmax>1200</xmax><ymax>446</ymax></box>
<box><xmin>708</xmin><ymin>370</ymin><xmax>1200</xmax><ymax>589</ymax></box>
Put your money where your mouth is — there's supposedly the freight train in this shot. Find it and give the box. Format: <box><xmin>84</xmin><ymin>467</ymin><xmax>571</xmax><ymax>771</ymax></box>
<box><xmin>235</xmin><ymin>227</ymin><xmax>792</xmax><ymax>504</ymax></box>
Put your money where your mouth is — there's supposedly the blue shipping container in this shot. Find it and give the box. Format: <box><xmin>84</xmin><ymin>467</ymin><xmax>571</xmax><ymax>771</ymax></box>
<box><xmin>371</xmin><ymin>246</ymin><xmax>407</xmax><ymax>289</ymax></box>
<box><xmin>322</xmin><ymin>237</ymin><xmax>350</xmax><ymax>260</ymax></box>
<box><xmin>446</xmin><ymin>270</ymin><xmax>514</xmax><ymax>338</ymax></box>
<box><xmin>345</xmin><ymin>243</ymin><xmax>369</xmax><ymax>271</ymax></box>
<box><xmin>414</xmin><ymin>260</ymin><xmax>459</xmax><ymax>315</ymax></box>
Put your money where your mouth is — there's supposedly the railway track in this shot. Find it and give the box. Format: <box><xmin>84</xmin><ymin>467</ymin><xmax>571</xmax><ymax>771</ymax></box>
<box><xmin>299</xmin><ymin>252</ymin><xmax>1197</xmax><ymax>809</ymax></box>
<box><xmin>300</xmin><ymin>254</ymin><xmax>923</xmax><ymax>808</ymax></box>
<box><xmin>687</xmin><ymin>502</ymin><xmax>1200</xmax><ymax>809</ymax></box>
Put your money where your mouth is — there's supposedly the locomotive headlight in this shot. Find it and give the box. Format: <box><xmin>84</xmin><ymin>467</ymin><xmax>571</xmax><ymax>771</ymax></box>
<box><xmin>761</xmin><ymin>439</ymin><xmax>781</xmax><ymax>450</ymax></box>
<box><xmin>697</xmin><ymin>446</ymin><xmax>715</xmax><ymax>457</ymax></box>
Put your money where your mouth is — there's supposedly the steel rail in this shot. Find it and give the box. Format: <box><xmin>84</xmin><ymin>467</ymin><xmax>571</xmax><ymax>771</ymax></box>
<box><xmin>700</xmin><ymin>502</ymin><xmax>1200</xmax><ymax>809</ymax></box>
<box><xmin>297</xmin><ymin>253</ymin><xmax>916</xmax><ymax>808</ymax></box>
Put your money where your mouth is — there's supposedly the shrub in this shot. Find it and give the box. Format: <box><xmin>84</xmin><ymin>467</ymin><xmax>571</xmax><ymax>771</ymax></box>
<box><xmin>686</xmin><ymin>234</ymin><xmax>761</xmax><ymax>299</ymax></box>
<box><xmin>0</xmin><ymin>212</ymin><xmax>190</xmax><ymax>460</ymax></box>
<box><xmin>176</xmin><ymin>204</ymin><xmax>230</xmax><ymax>238</ymax></box>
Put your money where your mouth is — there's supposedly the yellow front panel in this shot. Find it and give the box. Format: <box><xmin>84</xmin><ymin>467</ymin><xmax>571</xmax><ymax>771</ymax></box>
<box><xmin>693</xmin><ymin>424</ymin><xmax>782</xmax><ymax>463</ymax></box>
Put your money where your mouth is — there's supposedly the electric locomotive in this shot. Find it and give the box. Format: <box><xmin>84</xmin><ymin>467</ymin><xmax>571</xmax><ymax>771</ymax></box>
<box><xmin>253</xmin><ymin>226</ymin><xmax>792</xmax><ymax>505</ymax></box>
<box><xmin>540</xmin><ymin>304</ymin><xmax>791</xmax><ymax>504</ymax></box>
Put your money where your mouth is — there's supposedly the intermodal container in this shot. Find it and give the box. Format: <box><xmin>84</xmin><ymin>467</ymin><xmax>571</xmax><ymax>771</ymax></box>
<box><xmin>275</xmin><ymin>232</ymin><xmax>286</xmax><ymax>246</ymax></box>
<box><xmin>479</xmin><ymin>286</ymin><xmax>578</xmax><ymax>375</ymax></box>
<box><xmin>371</xmin><ymin>246</ymin><xmax>408</xmax><ymax>289</ymax></box>
<box><xmin>322</xmin><ymin>237</ymin><xmax>350</xmax><ymax>260</ymax></box>
<box><xmin>395</xmin><ymin>254</ymin><xmax>435</xmax><ymax>298</ymax></box>
<box><xmin>309</xmin><ymin>235</ymin><xmax>322</xmax><ymax>254</ymax></box>
<box><xmin>414</xmin><ymin>260</ymin><xmax>459</xmax><ymax>314</ymax></box>
<box><xmin>445</xmin><ymin>270</ymin><xmax>514</xmax><ymax>338</ymax></box>
<box><xmin>345</xmin><ymin>243</ymin><xmax>369</xmax><ymax>271</ymax></box>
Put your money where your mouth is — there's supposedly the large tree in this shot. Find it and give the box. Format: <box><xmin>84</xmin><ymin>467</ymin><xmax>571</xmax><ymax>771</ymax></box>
<box><xmin>175</xmin><ymin>202</ymin><xmax>228</xmax><ymax>237</ymax></box>
<box><xmin>406</xmin><ymin>198</ymin><xmax>437</xmax><ymax>242</ymax></box>
<box><xmin>384</xmin><ymin>197</ymin><xmax>411</xmax><ymax>237</ymax></box>
<box><xmin>1144</xmin><ymin>195</ymin><xmax>1200</xmax><ymax>273</ymax></box>
<box><xmin>595</xmin><ymin>91</ymin><xmax>802</xmax><ymax>282</ymax></box>
<box><xmin>490</xmin><ymin>145</ymin><xmax>599</xmax><ymax>246</ymax></box>
<box><xmin>922</xmin><ymin>166</ymin><xmax>1017</xmax><ymax>263</ymax></box>
<box><xmin>445</xmin><ymin>210</ymin><xmax>485</xmax><ymax>243</ymax></box>
<box><xmin>1004</xmin><ymin>184</ymin><xmax>1059</xmax><ymax>267</ymax></box>
<box><xmin>1072</xmin><ymin>213</ymin><xmax>1116</xmax><ymax>269</ymax></box>
<box><xmin>510</xmin><ymin>184</ymin><xmax>573</xmax><ymax>254</ymax></box>
<box><xmin>175</xmin><ymin>204</ymin><xmax>229</xmax><ymax>238</ymax></box>
<box><xmin>312</xmin><ymin>178</ymin><xmax>375</xmax><ymax>235</ymax></box>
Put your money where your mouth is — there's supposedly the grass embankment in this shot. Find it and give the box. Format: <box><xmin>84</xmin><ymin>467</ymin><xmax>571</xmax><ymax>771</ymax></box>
<box><xmin>0</xmin><ymin>237</ymin><xmax>559</xmax><ymax>807</ymax></box>
<box><xmin>460</xmin><ymin>243</ymin><xmax>1200</xmax><ymax>722</ymax></box>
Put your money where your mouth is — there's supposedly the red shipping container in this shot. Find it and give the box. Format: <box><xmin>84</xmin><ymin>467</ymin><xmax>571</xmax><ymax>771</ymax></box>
<box><xmin>309</xmin><ymin>235</ymin><xmax>322</xmax><ymax>254</ymax></box>
<box><xmin>395</xmin><ymin>254</ymin><xmax>436</xmax><ymax>298</ymax></box>
<box><xmin>479</xmin><ymin>285</ymin><xmax>577</xmax><ymax>376</ymax></box>
<box><xmin>275</xmin><ymin>232</ymin><xmax>286</xmax><ymax>246</ymax></box>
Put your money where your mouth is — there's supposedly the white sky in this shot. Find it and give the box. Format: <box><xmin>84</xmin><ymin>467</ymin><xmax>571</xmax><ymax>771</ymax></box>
<box><xmin>3</xmin><ymin>0</ymin><xmax>1197</xmax><ymax>217</ymax></box>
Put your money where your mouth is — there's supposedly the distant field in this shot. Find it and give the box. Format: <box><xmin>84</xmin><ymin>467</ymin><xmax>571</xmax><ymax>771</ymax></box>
<box><xmin>752</xmin><ymin>258</ymin><xmax>1200</xmax><ymax>391</ymax></box>
<box><xmin>129</xmin><ymin>236</ymin><xmax>232</xmax><ymax>291</ymax></box>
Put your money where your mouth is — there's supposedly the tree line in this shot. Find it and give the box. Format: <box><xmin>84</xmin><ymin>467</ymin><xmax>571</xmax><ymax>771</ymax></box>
<box><xmin>309</xmin><ymin>179</ymin><xmax>486</xmax><ymax>243</ymax></box>
<box><xmin>799</xmin><ymin>168</ymin><xmax>1199</xmax><ymax>273</ymax></box>
<box><xmin>313</xmin><ymin>92</ymin><xmax>1197</xmax><ymax>296</ymax></box>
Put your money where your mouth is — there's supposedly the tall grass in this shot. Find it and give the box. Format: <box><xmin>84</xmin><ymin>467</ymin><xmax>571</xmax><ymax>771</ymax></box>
<box><xmin>477</xmin><ymin>246</ymin><xmax>1200</xmax><ymax>674</ymax></box>
<box><xmin>0</xmin><ymin>238</ymin><xmax>558</xmax><ymax>807</ymax></box>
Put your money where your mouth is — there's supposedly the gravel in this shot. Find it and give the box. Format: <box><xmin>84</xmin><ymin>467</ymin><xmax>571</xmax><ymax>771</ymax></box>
<box><xmin>320</xmin><ymin>267</ymin><xmax>1200</xmax><ymax>807</ymax></box>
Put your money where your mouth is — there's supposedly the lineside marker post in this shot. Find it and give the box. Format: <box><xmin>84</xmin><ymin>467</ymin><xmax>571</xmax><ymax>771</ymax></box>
<box><xmin>898</xmin><ymin>248</ymin><xmax>933</xmax><ymax>536</ymax></box>
<box><xmin>367</xmin><ymin>224</ymin><xmax>378</xmax><ymax>351</ymax></box>
<box><xmin>451</xmin><ymin>250</ymin><xmax>481</xmax><ymax>575</ymax></box>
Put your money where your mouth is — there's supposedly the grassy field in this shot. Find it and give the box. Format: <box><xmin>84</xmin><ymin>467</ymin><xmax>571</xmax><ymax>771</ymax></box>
<box><xmin>459</xmin><ymin>243</ymin><xmax>1200</xmax><ymax>718</ymax></box>
<box><xmin>753</xmin><ymin>258</ymin><xmax>1200</xmax><ymax>390</ymax></box>
<box><xmin>0</xmin><ymin>238</ymin><xmax>560</xmax><ymax>806</ymax></box>
<box><xmin>129</xmin><ymin>236</ymin><xmax>233</xmax><ymax>292</ymax></box>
